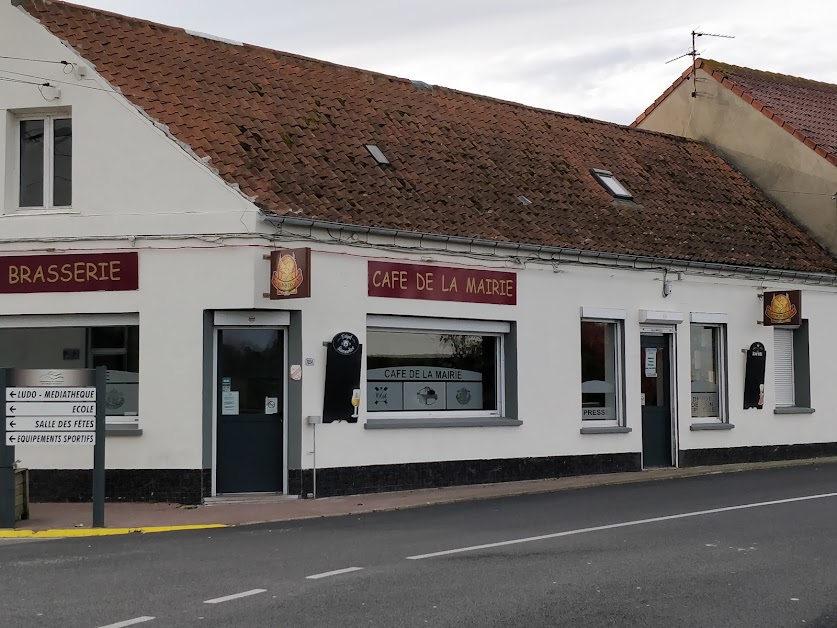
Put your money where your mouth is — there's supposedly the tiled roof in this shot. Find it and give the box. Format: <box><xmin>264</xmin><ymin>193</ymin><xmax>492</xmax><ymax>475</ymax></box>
<box><xmin>19</xmin><ymin>2</ymin><xmax>837</xmax><ymax>274</ymax></box>
<box><xmin>633</xmin><ymin>59</ymin><xmax>837</xmax><ymax>168</ymax></box>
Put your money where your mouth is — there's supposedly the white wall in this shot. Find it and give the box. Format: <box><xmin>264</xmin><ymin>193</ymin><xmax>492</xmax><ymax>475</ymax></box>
<box><xmin>2</xmin><ymin>236</ymin><xmax>836</xmax><ymax>475</ymax></box>
<box><xmin>0</xmin><ymin>2</ymin><xmax>263</xmax><ymax>241</ymax></box>
<box><xmin>299</xmin><ymin>246</ymin><xmax>837</xmax><ymax>470</ymax></box>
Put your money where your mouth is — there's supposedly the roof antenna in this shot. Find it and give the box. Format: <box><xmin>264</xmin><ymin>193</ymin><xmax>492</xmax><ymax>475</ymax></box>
<box><xmin>666</xmin><ymin>29</ymin><xmax>735</xmax><ymax>97</ymax></box>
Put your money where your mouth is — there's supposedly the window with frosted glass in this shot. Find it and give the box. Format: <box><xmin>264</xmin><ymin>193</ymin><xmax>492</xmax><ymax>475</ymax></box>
<box><xmin>366</xmin><ymin>331</ymin><xmax>499</xmax><ymax>413</ymax></box>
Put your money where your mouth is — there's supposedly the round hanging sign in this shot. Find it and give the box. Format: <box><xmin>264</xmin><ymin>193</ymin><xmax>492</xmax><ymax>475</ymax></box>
<box><xmin>332</xmin><ymin>332</ymin><xmax>360</xmax><ymax>356</ymax></box>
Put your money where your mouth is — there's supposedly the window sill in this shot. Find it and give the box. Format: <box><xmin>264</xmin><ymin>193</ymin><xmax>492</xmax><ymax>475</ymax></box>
<box><xmin>580</xmin><ymin>426</ymin><xmax>632</xmax><ymax>434</ymax></box>
<box><xmin>2</xmin><ymin>208</ymin><xmax>79</xmax><ymax>217</ymax></box>
<box><xmin>106</xmin><ymin>424</ymin><xmax>143</xmax><ymax>436</ymax></box>
<box><xmin>364</xmin><ymin>417</ymin><xmax>522</xmax><ymax>429</ymax></box>
<box><xmin>690</xmin><ymin>422</ymin><xmax>735</xmax><ymax>431</ymax></box>
<box><xmin>774</xmin><ymin>407</ymin><xmax>816</xmax><ymax>415</ymax></box>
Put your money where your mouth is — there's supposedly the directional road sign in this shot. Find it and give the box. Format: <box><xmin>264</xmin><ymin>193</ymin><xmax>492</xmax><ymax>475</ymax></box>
<box><xmin>6</xmin><ymin>431</ymin><xmax>95</xmax><ymax>446</ymax></box>
<box><xmin>6</xmin><ymin>416</ymin><xmax>95</xmax><ymax>431</ymax></box>
<box><xmin>5</xmin><ymin>401</ymin><xmax>95</xmax><ymax>416</ymax></box>
<box><xmin>6</xmin><ymin>387</ymin><xmax>96</xmax><ymax>402</ymax></box>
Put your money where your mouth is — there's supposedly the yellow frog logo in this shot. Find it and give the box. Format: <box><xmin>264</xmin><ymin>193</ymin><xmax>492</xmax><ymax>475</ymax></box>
<box><xmin>272</xmin><ymin>252</ymin><xmax>304</xmax><ymax>296</ymax></box>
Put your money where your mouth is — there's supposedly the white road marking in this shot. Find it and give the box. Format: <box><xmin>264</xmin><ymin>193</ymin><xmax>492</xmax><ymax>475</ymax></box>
<box><xmin>97</xmin><ymin>617</ymin><xmax>155</xmax><ymax>628</ymax></box>
<box><xmin>406</xmin><ymin>491</ymin><xmax>837</xmax><ymax>560</ymax></box>
<box><xmin>203</xmin><ymin>589</ymin><xmax>266</xmax><ymax>604</ymax></box>
<box><xmin>306</xmin><ymin>567</ymin><xmax>364</xmax><ymax>580</ymax></box>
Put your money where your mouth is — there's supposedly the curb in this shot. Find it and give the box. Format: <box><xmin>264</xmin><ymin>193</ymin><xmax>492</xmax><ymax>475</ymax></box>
<box><xmin>228</xmin><ymin>456</ymin><xmax>837</xmax><ymax>527</ymax></box>
<box><xmin>4</xmin><ymin>457</ymin><xmax>836</xmax><ymax>536</ymax></box>
<box><xmin>0</xmin><ymin>524</ymin><xmax>228</xmax><ymax>538</ymax></box>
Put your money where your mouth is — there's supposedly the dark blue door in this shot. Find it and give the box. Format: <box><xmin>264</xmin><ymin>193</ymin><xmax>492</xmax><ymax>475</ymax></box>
<box><xmin>640</xmin><ymin>334</ymin><xmax>673</xmax><ymax>468</ymax></box>
<box><xmin>216</xmin><ymin>329</ymin><xmax>284</xmax><ymax>493</ymax></box>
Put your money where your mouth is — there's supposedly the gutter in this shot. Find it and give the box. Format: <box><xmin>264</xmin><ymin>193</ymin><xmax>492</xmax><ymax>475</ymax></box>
<box><xmin>262</xmin><ymin>213</ymin><xmax>837</xmax><ymax>286</ymax></box>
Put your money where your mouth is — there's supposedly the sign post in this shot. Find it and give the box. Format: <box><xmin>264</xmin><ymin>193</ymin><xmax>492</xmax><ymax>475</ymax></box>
<box><xmin>0</xmin><ymin>367</ymin><xmax>106</xmax><ymax>529</ymax></box>
<box><xmin>0</xmin><ymin>369</ymin><xmax>14</xmax><ymax>529</ymax></box>
<box><xmin>93</xmin><ymin>366</ymin><xmax>106</xmax><ymax>528</ymax></box>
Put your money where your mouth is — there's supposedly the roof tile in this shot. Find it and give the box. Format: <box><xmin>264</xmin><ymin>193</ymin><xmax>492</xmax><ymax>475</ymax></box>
<box><xmin>19</xmin><ymin>1</ymin><xmax>837</xmax><ymax>274</ymax></box>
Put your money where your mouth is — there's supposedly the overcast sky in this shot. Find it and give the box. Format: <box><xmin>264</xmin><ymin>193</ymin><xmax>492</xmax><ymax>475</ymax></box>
<box><xmin>78</xmin><ymin>0</ymin><xmax>837</xmax><ymax>125</ymax></box>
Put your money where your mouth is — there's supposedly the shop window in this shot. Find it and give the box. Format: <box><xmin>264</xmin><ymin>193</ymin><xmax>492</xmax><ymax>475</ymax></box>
<box><xmin>18</xmin><ymin>115</ymin><xmax>72</xmax><ymax>209</ymax></box>
<box><xmin>774</xmin><ymin>321</ymin><xmax>812</xmax><ymax>411</ymax></box>
<box><xmin>690</xmin><ymin>324</ymin><xmax>727</xmax><ymax>422</ymax></box>
<box><xmin>366</xmin><ymin>318</ymin><xmax>506</xmax><ymax>418</ymax></box>
<box><xmin>580</xmin><ymin>318</ymin><xmax>624</xmax><ymax>425</ymax></box>
<box><xmin>0</xmin><ymin>325</ymin><xmax>139</xmax><ymax>423</ymax></box>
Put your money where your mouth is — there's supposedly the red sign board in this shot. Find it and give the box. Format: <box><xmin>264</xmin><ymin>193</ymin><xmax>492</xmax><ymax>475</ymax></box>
<box><xmin>763</xmin><ymin>290</ymin><xmax>802</xmax><ymax>326</ymax></box>
<box><xmin>368</xmin><ymin>261</ymin><xmax>516</xmax><ymax>305</ymax></box>
<box><xmin>269</xmin><ymin>248</ymin><xmax>311</xmax><ymax>299</ymax></box>
<box><xmin>0</xmin><ymin>252</ymin><xmax>139</xmax><ymax>294</ymax></box>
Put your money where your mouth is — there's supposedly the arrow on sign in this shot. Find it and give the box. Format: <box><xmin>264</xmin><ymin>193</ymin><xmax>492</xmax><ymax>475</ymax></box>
<box><xmin>6</xmin><ymin>434</ymin><xmax>16</xmax><ymax>445</ymax></box>
<box><xmin>8</xmin><ymin>391</ymin><xmax>15</xmax><ymax>398</ymax></box>
<box><xmin>8</xmin><ymin>420</ymin><xmax>15</xmax><ymax>428</ymax></box>
<box><xmin>8</xmin><ymin>406</ymin><xmax>15</xmax><ymax>413</ymax></box>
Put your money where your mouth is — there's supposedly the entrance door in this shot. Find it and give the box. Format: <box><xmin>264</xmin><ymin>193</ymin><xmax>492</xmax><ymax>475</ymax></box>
<box><xmin>640</xmin><ymin>334</ymin><xmax>673</xmax><ymax>467</ymax></box>
<box><xmin>216</xmin><ymin>328</ymin><xmax>284</xmax><ymax>493</ymax></box>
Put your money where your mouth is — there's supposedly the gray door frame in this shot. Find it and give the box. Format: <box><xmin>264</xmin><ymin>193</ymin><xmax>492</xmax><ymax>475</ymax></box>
<box><xmin>639</xmin><ymin>325</ymin><xmax>679</xmax><ymax>469</ymax></box>
<box><xmin>211</xmin><ymin>325</ymin><xmax>289</xmax><ymax>496</ymax></box>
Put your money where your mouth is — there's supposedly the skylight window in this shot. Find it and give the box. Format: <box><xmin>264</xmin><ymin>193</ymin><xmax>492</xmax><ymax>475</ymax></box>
<box><xmin>365</xmin><ymin>144</ymin><xmax>390</xmax><ymax>165</ymax></box>
<box><xmin>590</xmin><ymin>169</ymin><xmax>633</xmax><ymax>200</ymax></box>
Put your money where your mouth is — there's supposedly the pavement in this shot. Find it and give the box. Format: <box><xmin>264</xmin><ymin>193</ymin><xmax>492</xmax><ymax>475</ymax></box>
<box><xmin>3</xmin><ymin>456</ymin><xmax>836</xmax><ymax>536</ymax></box>
<box><xmin>2</xmin><ymin>462</ymin><xmax>837</xmax><ymax>627</ymax></box>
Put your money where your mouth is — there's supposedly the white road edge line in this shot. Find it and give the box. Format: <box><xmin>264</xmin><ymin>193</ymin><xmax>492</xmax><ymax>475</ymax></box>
<box><xmin>406</xmin><ymin>491</ymin><xmax>837</xmax><ymax>560</ymax></box>
<box><xmin>97</xmin><ymin>617</ymin><xmax>155</xmax><ymax>628</ymax></box>
<box><xmin>306</xmin><ymin>566</ymin><xmax>364</xmax><ymax>580</ymax></box>
<box><xmin>203</xmin><ymin>589</ymin><xmax>267</xmax><ymax>604</ymax></box>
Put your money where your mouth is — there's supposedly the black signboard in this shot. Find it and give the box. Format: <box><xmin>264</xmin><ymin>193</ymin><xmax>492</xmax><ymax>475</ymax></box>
<box><xmin>322</xmin><ymin>332</ymin><xmax>362</xmax><ymax>423</ymax></box>
<box><xmin>743</xmin><ymin>342</ymin><xmax>766</xmax><ymax>409</ymax></box>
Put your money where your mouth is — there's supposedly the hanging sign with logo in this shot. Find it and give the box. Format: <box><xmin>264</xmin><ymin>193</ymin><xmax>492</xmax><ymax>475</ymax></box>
<box><xmin>0</xmin><ymin>252</ymin><xmax>138</xmax><ymax>294</ymax></box>
<box><xmin>763</xmin><ymin>290</ymin><xmax>801</xmax><ymax>326</ymax></box>
<box><xmin>269</xmin><ymin>248</ymin><xmax>311</xmax><ymax>299</ymax></box>
<box><xmin>322</xmin><ymin>332</ymin><xmax>362</xmax><ymax>423</ymax></box>
<box><xmin>368</xmin><ymin>261</ymin><xmax>516</xmax><ymax>305</ymax></box>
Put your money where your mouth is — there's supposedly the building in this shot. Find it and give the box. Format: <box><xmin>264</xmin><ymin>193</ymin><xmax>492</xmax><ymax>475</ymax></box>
<box><xmin>634</xmin><ymin>58</ymin><xmax>837</xmax><ymax>253</ymax></box>
<box><xmin>2</xmin><ymin>1</ymin><xmax>837</xmax><ymax>504</ymax></box>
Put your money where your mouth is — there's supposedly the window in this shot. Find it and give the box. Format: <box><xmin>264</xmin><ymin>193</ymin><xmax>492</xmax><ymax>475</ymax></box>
<box><xmin>366</xmin><ymin>318</ymin><xmax>506</xmax><ymax>418</ymax></box>
<box><xmin>580</xmin><ymin>319</ymin><xmax>624</xmax><ymax>424</ymax></box>
<box><xmin>0</xmin><ymin>325</ymin><xmax>139</xmax><ymax>423</ymax></box>
<box><xmin>590</xmin><ymin>169</ymin><xmax>632</xmax><ymax>200</ymax></box>
<box><xmin>774</xmin><ymin>322</ymin><xmax>812</xmax><ymax>411</ymax></box>
<box><xmin>690</xmin><ymin>324</ymin><xmax>727</xmax><ymax>421</ymax></box>
<box><xmin>18</xmin><ymin>115</ymin><xmax>72</xmax><ymax>208</ymax></box>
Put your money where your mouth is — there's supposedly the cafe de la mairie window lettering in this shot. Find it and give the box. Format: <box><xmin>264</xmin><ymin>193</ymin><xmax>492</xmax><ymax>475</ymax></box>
<box><xmin>366</xmin><ymin>330</ymin><xmax>500</xmax><ymax>414</ymax></box>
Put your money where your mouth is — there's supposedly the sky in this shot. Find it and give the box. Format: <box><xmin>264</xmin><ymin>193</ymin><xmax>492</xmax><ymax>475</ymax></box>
<box><xmin>77</xmin><ymin>0</ymin><xmax>837</xmax><ymax>125</ymax></box>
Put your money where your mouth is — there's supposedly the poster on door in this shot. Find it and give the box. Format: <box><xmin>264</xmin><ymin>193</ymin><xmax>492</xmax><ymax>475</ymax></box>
<box><xmin>644</xmin><ymin>348</ymin><xmax>657</xmax><ymax>378</ymax></box>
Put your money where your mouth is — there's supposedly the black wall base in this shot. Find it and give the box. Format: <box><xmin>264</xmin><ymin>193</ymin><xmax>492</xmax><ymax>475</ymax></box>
<box><xmin>28</xmin><ymin>469</ymin><xmax>211</xmax><ymax>504</ymax></box>
<box><xmin>679</xmin><ymin>442</ymin><xmax>837</xmax><ymax>467</ymax></box>
<box><xmin>289</xmin><ymin>453</ymin><xmax>642</xmax><ymax>498</ymax></box>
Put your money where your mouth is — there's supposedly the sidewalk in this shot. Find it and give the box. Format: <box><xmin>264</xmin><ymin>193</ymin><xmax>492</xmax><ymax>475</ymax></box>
<box><xmin>4</xmin><ymin>456</ymin><xmax>836</xmax><ymax>537</ymax></box>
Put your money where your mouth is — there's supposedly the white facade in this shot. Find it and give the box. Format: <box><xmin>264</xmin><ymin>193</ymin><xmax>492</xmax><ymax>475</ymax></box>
<box><xmin>2</xmin><ymin>1</ymin><xmax>837</xmax><ymax>501</ymax></box>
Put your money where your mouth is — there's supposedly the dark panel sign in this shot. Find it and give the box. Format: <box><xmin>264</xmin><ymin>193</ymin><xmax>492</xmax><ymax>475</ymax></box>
<box><xmin>368</xmin><ymin>261</ymin><xmax>516</xmax><ymax>305</ymax></box>
<box><xmin>743</xmin><ymin>342</ymin><xmax>766</xmax><ymax>410</ymax></box>
<box><xmin>322</xmin><ymin>332</ymin><xmax>362</xmax><ymax>423</ymax></box>
<box><xmin>0</xmin><ymin>252</ymin><xmax>138</xmax><ymax>294</ymax></box>
<box><xmin>270</xmin><ymin>248</ymin><xmax>311</xmax><ymax>299</ymax></box>
<box><xmin>763</xmin><ymin>290</ymin><xmax>801</xmax><ymax>326</ymax></box>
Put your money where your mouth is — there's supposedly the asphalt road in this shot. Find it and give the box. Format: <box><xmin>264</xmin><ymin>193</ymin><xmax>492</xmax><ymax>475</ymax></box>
<box><xmin>2</xmin><ymin>463</ymin><xmax>837</xmax><ymax>627</ymax></box>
